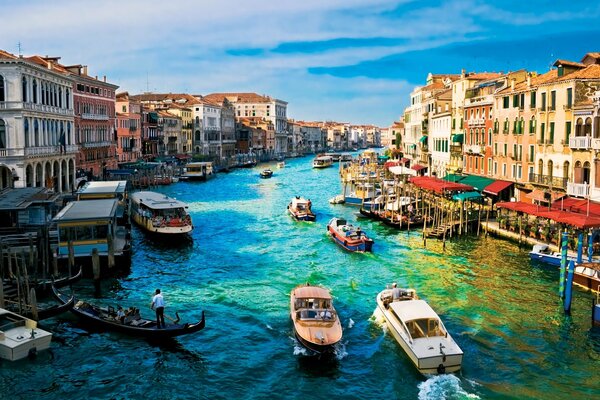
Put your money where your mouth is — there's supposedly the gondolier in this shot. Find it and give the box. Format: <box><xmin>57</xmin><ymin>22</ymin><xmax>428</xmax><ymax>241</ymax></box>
<box><xmin>151</xmin><ymin>289</ymin><xmax>165</xmax><ymax>328</ymax></box>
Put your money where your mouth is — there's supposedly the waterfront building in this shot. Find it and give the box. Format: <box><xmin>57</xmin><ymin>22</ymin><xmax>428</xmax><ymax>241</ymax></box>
<box><xmin>157</xmin><ymin>110</ymin><xmax>182</xmax><ymax>156</ymax></box>
<box><xmin>237</xmin><ymin>117</ymin><xmax>273</xmax><ymax>160</ymax></box>
<box><xmin>387</xmin><ymin>121</ymin><xmax>404</xmax><ymax>151</ymax></box>
<box><xmin>0</xmin><ymin>50</ymin><xmax>77</xmax><ymax>192</ymax></box>
<box><xmin>141</xmin><ymin>106</ymin><xmax>160</xmax><ymax>159</ymax></box>
<box><xmin>65</xmin><ymin>63</ymin><xmax>118</xmax><ymax>178</ymax></box>
<box><xmin>204</xmin><ymin>93</ymin><xmax>288</xmax><ymax>156</ymax></box>
<box><xmin>115</xmin><ymin>92</ymin><xmax>142</xmax><ymax>164</ymax></box>
<box><xmin>364</xmin><ymin>125</ymin><xmax>381</xmax><ymax>147</ymax></box>
<box><xmin>449</xmin><ymin>71</ymin><xmax>502</xmax><ymax>174</ymax></box>
<box><xmin>429</xmin><ymin>89</ymin><xmax>452</xmax><ymax>178</ymax></box>
<box><xmin>296</xmin><ymin>121</ymin><xmax>326</xmax><ymax>153</ymax></box>
<box><xmin>322</xmin><ymin>122</ymin><xmax>349</xmax><ymax>150</ymax></box>
<box><xmin>197</xmin><ymin>97</ymin><xmax>236</xmax><ymax>161</ymax></box>
<box><xmin>464</xmin><ymin>70</ymin><xmax>527</xmax><ymax>179</ymax></box>
<box><xmin>165</xmin><ymin>103</ymin><xmax>193</xmax><ymax>155</ymax></box>
<box><xmin>287</xmin><ymin>120</ymin><xmax>305</xmax><ymax>156</ymax></box>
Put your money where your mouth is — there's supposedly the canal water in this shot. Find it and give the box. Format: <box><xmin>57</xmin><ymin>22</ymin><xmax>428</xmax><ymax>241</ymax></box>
<box><xmin>2</xmin><ymin>156</ymin><xmax>599</xmax><ymax>400</ymax></box>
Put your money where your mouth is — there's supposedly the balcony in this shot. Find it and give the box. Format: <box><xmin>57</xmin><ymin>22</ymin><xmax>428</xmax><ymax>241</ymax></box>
<box><xmin>528</xmin><ymin>173</ymin><xmax>568</xmax><ymax>189</ymax></box>
<box><xmin>569</xmin><ymin>136</ymin><xmax>592</xmax><ymax>150</ymax></box>
<box><xmin>567</xmin><ymin>182</ymin><xmax>590</xmax><ymax>198</ymax></box>
<box><xmin>464</xmin><ymin>144</ymin><xmax>482</xmax><ymax>154</ymax></box>
<box><xmin>81</xmin><ymin>113</ymin><xmax>109</xmax><ymax>121</ymax></box>
<box><xmin>80</xmin><ymin>141</ymin><xmax>113</xmax><ymax>149</ymax></box>
<box><xmin>0</xmin><ymin>147</ymin><xmax>25</xmax><ymax>157</ymax></box>
<box><xmin>467</xmin><ymin>118</ymin><xmax>486</xmax><ymax>127</ymax></box>
<box><xmin>592</xmin><ymin>138</ymin><xmax>600</xmax><ymax>150</ymax></box>
<box><xmin>450</xmin><ymin>144</ymin><xmax>463</xmax><ymax>154</ymax></box>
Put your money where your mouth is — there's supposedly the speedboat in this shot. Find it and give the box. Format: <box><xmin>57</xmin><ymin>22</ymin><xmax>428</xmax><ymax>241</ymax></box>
<box><xmin>0</xmin><ymin>308</ymin><xmax>52</xmax><ymax>361</ymax></box>
<box><xmin>376</xmin><ymin>286</ymin><xmax>463</xmax><ymax>374</ymax></box>
<box><xmin>290</xmin><ymin>284</ymin><xmax>342</xmax><ymax>354</ymax></box>
<box><xmin>130</xmin><ymin>191</ymin><xmax>193</xmax><ymax>235</ymax></box>
<box><xmin>529</xmin><ymin>244</ymin><xmax>600</xmax><ymax>266</ymax></box>
<box><xmin>327</xmin><ymin>218</ymin><xmax>374</xmax><ymax>252</ymax></box>
<box><xmin>260</xmin><ymin>169</ymin><xmax>273</xmax><ymax>179</ymax></box>
<box><xmin>288</xmin><ymin>196</ymin><xmax>316</xmax><ymax>222</ymax></box>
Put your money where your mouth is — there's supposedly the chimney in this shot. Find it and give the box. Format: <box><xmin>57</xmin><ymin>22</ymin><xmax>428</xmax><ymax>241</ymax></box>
<box><xmin>526</xmin><ymin>74</ymin><xmax>531</xmax><ymax>88</ymax></box>
<box><xmin>47</xmin><ymin>61</ymin><xmax>51</xmax><ymax>69</ymax></box>
<box><xmin>83</xmin><ymin>65</ymin><xmax>88</xmax><ymax>75</ymax></box>
<box><xmin>461</xmin><ymin>68</ymin><xmax>466</xmax><ymax>78</ymax></box>
<box><xmin>103</xmin><ymin>75</ymin><xmax>106</xmax><ymax>82</ymax></box>
<box><xmin>511</xmin><ymin>79</ymin><xmax>515</xmax><ymax>91</ymax></box>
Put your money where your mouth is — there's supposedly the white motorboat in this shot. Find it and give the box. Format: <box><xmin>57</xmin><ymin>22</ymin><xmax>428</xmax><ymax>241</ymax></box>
<box><xmin>376</xmin><ymin>287</ymin><xmax>463</xmax><ymax>374</ymax></box>
<box><xmin>313</xmin><ymin>155</ymin><xmax>333</xmax><ymax>168</ymax></box>
<box><xmin>0</xmin><ymin>308</ymin><xmax>52</xmax><ymax>361</ymax></box>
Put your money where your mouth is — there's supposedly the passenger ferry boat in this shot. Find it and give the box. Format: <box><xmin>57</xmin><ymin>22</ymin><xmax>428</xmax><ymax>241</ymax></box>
<box><xmin>130</xmin><ymin>191</ymin><xmax>193</xmax><ymax>235</ymax></box>
<box><xmin>376</xmin><ymin>286</ymin><xmax>463</xmax><ymax>374</ymax></box>
<box><xmin>182</xmin><ymin>162</ymin><xmax>214</xmax><ymax>181</ymax></box>
<box><xmin>313</xmin><ymin>155</ymin><xmax>333</xmax><ymax>169</ymax></box>
<box><xmin>290</xmin><ymin>284</ymin><xmax>343</xmax><ymax>354</ymax></box>
<box><xmin>0</xmin><ymin>308</ymin><xmax>52</xmax><ymax>361</ymax></box>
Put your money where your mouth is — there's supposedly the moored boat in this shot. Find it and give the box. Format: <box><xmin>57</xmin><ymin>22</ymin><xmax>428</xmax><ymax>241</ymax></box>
<box><xmin>375</xmin><ymin>286</ymin><xmax>463</xmax><ymax>374</ymax></box>
<box><xmin>52</xmin><ymin>287</ymin><xmax>205</xmax><ymax>339</ymax></box>
<box><xmin>182</xmin><ymin>162</ymin><xmax>214</xmax><ymax>181</ymax></box>
<box><xmin>0</xmin><ymin>308</ymin><xmax>52</xmax><ymax>361</ymax></box>
<box><xmin>290</xmin><ymin>284</ymin><xmax>342</xmax><ymax>354</ymax></box>
<box><xmin>277</xmin><ymin>162</ymin><xmax>285</xmax><ymax>168</ymax></box>
<box><xmin>260</xmin><ymin>169</ymin><xmax>273</xmax><ymax>179</ymax></box>
<box><xmin>130</xmin><ymin>191</ymin><xmax>193</xmax><ymax>235</ymax></box>
<box><xmin>573</xmin><ymin>263</ymin><xmax>600</xmax><ymax>292</ymax></box>
<box><xmin>329</xmin><ymin>194</ymin><xmax>345</xmax><ymax>204</ymax></box>
<box><xmin>327</xmin><ymin>218</ymin><xmax>373</xmax><ymax>252</ymax></box>
<box><xmin>288</xmin><ymin>196</ymin><xmax>316</xmax><ymax>222</ymax></box>
<box><xmin>313</xmin><ymin>155</ymin><xmax>333</xmax><ymax>169</ymax></box>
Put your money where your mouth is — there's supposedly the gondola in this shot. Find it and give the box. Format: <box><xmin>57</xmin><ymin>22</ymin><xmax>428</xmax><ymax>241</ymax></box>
<box><xmin>52</xmin><ymin>287</ymin><xmax>206</xmax><ymax>338</ymax></box>
<box><xmin>1</xmin><ymin>266</ymin><xmax>82</xmax><ymax>298</ymax></box>
<box><xmin>4</xmin><ymin>292</ymin><xmax>75</xmax><ymax>321</ymax></box>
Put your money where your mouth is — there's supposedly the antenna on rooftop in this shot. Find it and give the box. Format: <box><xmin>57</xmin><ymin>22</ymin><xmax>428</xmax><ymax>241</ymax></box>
<box><xmin>17</xmin><ymin>41</ymin><xmax>22</xmax><ymax>56</ymax></box>
<box><xmin>146</xmin><ymin>72</ymin><xmax>150</xmax><ymax>93</ymax></box>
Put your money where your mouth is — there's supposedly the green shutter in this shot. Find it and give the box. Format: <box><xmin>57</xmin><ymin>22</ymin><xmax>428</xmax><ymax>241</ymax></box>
<box><xmin>549</xmin><ymin>122</ymin><xmax>554</xmax><ymax>143</ymax></box>
<box><xmin>566</xmin><ymin>121</ymin><xmax>572</xmax><ymax>142</ymax></box>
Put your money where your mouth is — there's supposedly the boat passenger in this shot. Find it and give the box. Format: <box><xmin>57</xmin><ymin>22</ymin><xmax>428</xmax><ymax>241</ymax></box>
<box><xmin>116</xmin><ymin>306</ymin><xmax>126</xmax><ymax>323</ymax></box>
<box><xmin>391</xmin><ymin>283</ymin><xmax>401</xmax><ymax>300</ymax></box>
<box><xmin>320</xmin><ymin>310</ymin><xmax>333</xmax><ymax>320</ymax></box>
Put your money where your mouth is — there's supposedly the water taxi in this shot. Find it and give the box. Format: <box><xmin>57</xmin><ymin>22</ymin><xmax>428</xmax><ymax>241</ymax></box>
<box><xmin>182</xmin><ymin>162</ymin><xmax>214</xmax><ymax>181</ymax></box>
<box><xmin>313</xmin><ymin>155</ymin><xmax>333</xmax><ymax>169</ymax></box>
<box><xmin>290</xmin><ymin>284</ymin><xmax>342</xmax><ymax>354</ymax></box>
<box><xmin>277</xmin><ymin>161</ymin><xmax>285</xmax><ymax>168</ymax></box>
<box><xmin>260</xmin><ymin>169</ymin><xmax>273</xmax><ymax>179</ymax></box>
<box><xmin>53</xmin><ymin>199</ymin><xmax>131</xmax><ymax>261</ymax></box>
<box><xmin>130</xmin><ymin>191</ymin><xmax>193</xmax><ymax>235</ymax></box>
<box><xmin>288</xmin><ymin>196</ymin><xmax>316</xmax><ymax>222</ymax></box>
<box><xmin>375</xmin><ymin>286</ymin><xmax>463</xmax><ymax>374</ymax></box>
<box><xmin>0</xmin><ymin>308</ymin><xmax>52</xmax><ymax>361</ymax></box>
<box><xmin>327</xmin><ymin>218</ymin><xmax>373</xmax><ymax>252</ymax></box>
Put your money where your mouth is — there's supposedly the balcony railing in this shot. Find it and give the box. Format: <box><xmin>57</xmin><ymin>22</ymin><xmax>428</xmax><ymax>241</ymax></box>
<box><xmin>467</xmin><ymin>118</ymin><xmax>486</xmax><ymax>127</ymax></box>
<box><xmin>450</xmin><ymin>144</ymin><xmax>463</xmax><ymax>153</ymax></box>
<box><xmin>567</xmin><ymin>182</ymin><xmax>590</xmax><ymax>198</ymax></box>
<box><xmin>23</xmin><ymin>102</ymin><xmax>74</xmax><ymax>116</ymax></box>
<box><xmin>569</xmin><ymin>136</ymin><xmax>592</xmax><ymax>149</ymax></box>
<box><xmin>80</xmin><ymin>141</ymin><xmax>113</xmax><ymax>148</ymax></box>
<box><xmin>592</xmin><ymin>138</ymin><xmax>600</xmax><ymax>150</ymax></box>
<box><xmin>0</xmin><ymin>147</ymin><xmax>25</xmax><ymax>157</ymax></box>
<box><xmin>528</xmin><ymin>173</ymin><xmax>568</xmax><ymax>189</ymax></box>
<box><xmin>81</xmin><ymin>113</ymin><xmax>109</xmax><ymax>121</ymax></box>
<box><xmin>464</xmin><ymin>144</ymin><xmax>482</xmax><ymax>154</ymax></box>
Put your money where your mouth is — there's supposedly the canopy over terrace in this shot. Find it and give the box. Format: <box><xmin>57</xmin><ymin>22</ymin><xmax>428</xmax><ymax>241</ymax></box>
<box><xmin>410</xmin><ymin>176</ymin><xmax>473</xmax><ymax>194</ymax></box>
<box><xmin>552</xmin><ymin>197</ymin><xmax>600</xmax><ymax>217</ymax></box>
<box><xmin>497</xmin><ymin>201</ymin><xmax>600</xmax><ymax>229</ymax></box>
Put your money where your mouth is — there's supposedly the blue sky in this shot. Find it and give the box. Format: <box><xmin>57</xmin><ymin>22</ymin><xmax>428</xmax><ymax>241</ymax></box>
<box><xmin>1</xmin><ymin>0</ymin><xmax>599</xmax><ymax>126</ymax></box>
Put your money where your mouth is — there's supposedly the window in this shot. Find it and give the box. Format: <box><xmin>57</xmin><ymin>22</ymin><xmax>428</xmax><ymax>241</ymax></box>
<box><xmin>549</xmin><ymin>122</ymin><xmax>555</xmax><ymax>144</ymax></box>
<box><xmin>32</xmin><ymin>79</ymin><xmax>38</xmax><ymax>103</ymax></box>
<box><xmin>503</xmin><ymin>96</ymin><xmax>509</xmax><ymax>108</ymax></box>
<box><xmin>513</xmin><ymin>94</ymin><xmax>519</xmax><ymax>108</ymax></box>
<box><xmin>513</xmin><ymin>118</ymin><xmax>518</xmax><ymax>134</ymax></box>
<box><xmin>0</xmin><ymin>120</ymin><xmax>5</xmax><ymax>148</ymax></box>
<box><xmin>567</xmin><ymin>88</ymin><xmax>573</xmax><ymax>108</ymax></box>
<box><xmin>550</xmin><ymin>91</ymin><xmax>556</xmax><ymax>111</ymax></box>
<box><xmin>529</xmin><ymin>117</ymin><xmax>536</xmax><ymax>134</ymax></box>
<box><xmin>503</xmin><ymin>143</ymin><xmax>508</xmax><ymax>156</ymax></box>
<box><xmin>494</xmin><ymin>161</ymin><xmax>498</xmax><ymax>175</ymax></box>
<box><xmin>520</xmin><ymin>93</ymin><xmax>525</xmax><ymax>109</ymax></box>
<box><xmin>541</xmin><ymin>92</ymin><xmax>546</xmax><ymax>111</ymax></box>
<box><xmin>494</xmin><ymin>119</ymin><xmax>499</xmax><ymax>133</ymax></box>
<box><xmin>0</xmin><ymin>75</ymin><xmax>4</xmax><ymax>102</ymax></box>
<box><xmin>530</xmin><ymin>91</ymin><xmax>537</xmax><ymax>108</ymax></box>
<box><xmin>488</xmin><ymin>128</ymin><xmax>492</xmax><ymax>145</ymax></box>
<box><xmin>540</xmin><ymin>123</ymin><xmax>545</xmax><ymax>143</ymax></box>
<box><xmin>529</xmin><ymin>145</ymin><xmax>535</xmax><ymax>162</ymax></box>
<box><xmin>494</xmin><ymin>143</ymin><xmax>498</xmax><ymax>155</ymax></box>
<box><xmin>503</xmin><ymin>118</ymin><xmax>509</xmax><ymax>133</ymax></box>
<box><xmin>22</xmin><ymin>76</ymin><xmax>28</xmax><ymax>102</ymax></box>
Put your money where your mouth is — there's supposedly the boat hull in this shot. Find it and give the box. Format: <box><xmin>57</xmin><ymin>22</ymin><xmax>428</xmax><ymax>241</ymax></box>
<box><xmin>131</xmin><ymin>211</ymin><xmax>193</xmax><ymax>235</ymax></box>
<box><xmin>294</xmin><ymin>331</ymin><xmax>337</xmax><ymax>355</ymax></box>
<box><xmin>327</xmin><ymin>225</ymin><xmax>373</xmax><ymax>252</ymax></box>
<box><xmin>376</xmin><ymin>294</ymin><xmax>463</xmax><ymax>374</ymax></box>
<box><xmin>289</xmin><ymin>209</ymin><xmax>316</xmax><ymax>222</ymax></box>
<box><xmin>0</xmin><ymin>309</ymin><xmax>52</xmax><ymax>361</ymax></box>
<box><xmin>573</xmin><ymin>267</ymin><xmax>600</xmax><ymax>292</ymax></box>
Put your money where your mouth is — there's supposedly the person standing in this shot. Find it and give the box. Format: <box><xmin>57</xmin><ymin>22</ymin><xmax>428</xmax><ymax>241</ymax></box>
<box><xmin>151</xmin><ymin>288</ymin><xmax>165</xmax><ymax>328</ymax></box>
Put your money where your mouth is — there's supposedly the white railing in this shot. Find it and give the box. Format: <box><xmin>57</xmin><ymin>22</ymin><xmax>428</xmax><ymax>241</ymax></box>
<box><xmin>465</xmin><ymin>144</ymin><xmax>482</xmax><ymax>154</ymax></box>
<box><xmin>65</xmin><ymin>144</ymin><xmax>79</xmax><ymax>153</ymax></box>
<box><xmin>81</xmin><ymin>141</ymin><xmax>113</xmax><ymax>148</ymax></box>
<box><xmin>569</xmin><ymin>136</ymin><xmax>592</xmax><ymax>149</ymax></box>
<box><xmin>81</xmin><ymin>113</ymin><xmax>109</xmax><ymax>120</ymax></box>
<box><xmin>592</xmin><ymin>138</ymin><xmax>600</xmax><ymax>150</ymax></box>
<box><xmin>0</xmin><ymin>147</ymin><xmax>25</xmax><ymax>157</ymax></box>
<box><xmin>567</xmin><ymin>182</ymin><xmax>590</xmax><ymax>198</ymax></box>
<box><xmin>23</xmin><ymin>102</ymin><xmax>74</xmax><ymax>116</ymax></box>
<box><xmin>468</xmin><ymin>118</ymin><xmax>486</xmax><ymax>127</ymax></box>
<box><xmin>24</xmin><ymin>146</ymin><xmax>60</xmax><ymax>156</ymax></box>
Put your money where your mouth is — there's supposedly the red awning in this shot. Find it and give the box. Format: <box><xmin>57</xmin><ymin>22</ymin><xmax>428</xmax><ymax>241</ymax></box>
<box><xmin>411</xmin><ymin>164</ymin><xmax>427</xmax><ymax>171</ymax></box>
<box><xmin>526</xmin><ymin>189</ymin><xmax>566</xmax><ymax>202</ymax></box>
<box><xmin>384</xmin><ymin>161</ymin><xmax>400</xmax><ymax>168</ymax></box>
<box><xmin>410</xmin><ymin>176</ymin><xmax>474</xmax><ymax>194</ymax></box>
<box><xmin>555</xmin><ymin>213</ymin><xmax>600</xmax><ymax>229</ymax></box>
<box><xmin>552</xmin><ymin>197</ymin><xmax>600</xmax><ymax>217</ymax></box>
<box><xmin>483</xmin><ymin>180</ymin><xmax>514</xmax><ymax>196</ymax></box>
<box><xmin>497</xmin><ymin>201</ymin><xmax>600</xmax><ymax>229</ymax></box>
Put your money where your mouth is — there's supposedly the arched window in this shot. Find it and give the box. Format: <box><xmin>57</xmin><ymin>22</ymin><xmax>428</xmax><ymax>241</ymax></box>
<box><xmin>548</xmin><ymin>160</ymin><xmax>553</xmax><ymax>179</ymax></box>
<box><xmin>529</xmin><ymin>116</ymin><xmax>536</xmax><ymax>134</ymax></box>
<box><xmin>574</xmin><ymin>161</ymin><xmax>582</xmax><ymax>184</ymax></box>
<box><xmin>520</xmin><ymin>117</ymin><xmax>525</xmax><ymax>134</ymax></box>
<box><xmin>58</xmin><ymin>88</ymin><xmax>62</xmax><ymax>108</ymax></box>
<box><xmin>32</xmin><ymin>79</ymin><xmax>38</xmax><ymax>103</ymax></box>
<box><xmin>538</xmin><ymin>159</ymin><xmax>543</xmax><ymax>176</ymax></box>
<box><xmin>65</xmin><ymin>88</ymin><xmax>70</xmax><ymax>109</ymax></box>
<box><xmin>41</xmin><ymin>82</ymin><xmax>46</xmax><ymax>104</ymax></box>
<box><xmin>195</xmin><ymin>130</ymin><xmax>201</xmax><ymax>141</ymax></box>
<box><xmin>576</xmin><ymin>118</ymin><xmax>584</xmax><ymax>136</ymax></box>
<box><xmin>585</xmin><ymin>118</ymin><xmax>592</xmax><ymax>136</ymax></box>
<box><xmin>34</xmin><ymin>119</ymin><xmax>39</xmax><ymax>147</ymax></box>
<box><xmin>24</xmin><ymin>118</ymin><xmax>29</xmax><ymax>147</ymax></box>
<box><xmin>583</xmin><ymin>161</ymin><xmax>591</xmax><ymax>184</ymax></box>
<box><xmin>563</xmin><ymin>161</ymin><xmax>569</xmax><ymax>182</ymax></box>
<box><xmin>22</xmin><ymin>76</ymin><xmax>28</xmax><ymax>102</ymax></box>
<box><xmin>0</xmin><ymin>74</ymin><xmax>5</xmax><ymax>102</ymax></box>
<box><xmin>0</xmin><ymin>120</ymin><xmax>6</xmax><ymax>149</ymax></box>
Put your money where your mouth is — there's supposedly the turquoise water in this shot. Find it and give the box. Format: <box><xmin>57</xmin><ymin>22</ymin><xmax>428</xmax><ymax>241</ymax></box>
<box><xmin>2</xmin><ymin>156</ymin><xmax>600</xmax><ymax>400</ymax></box>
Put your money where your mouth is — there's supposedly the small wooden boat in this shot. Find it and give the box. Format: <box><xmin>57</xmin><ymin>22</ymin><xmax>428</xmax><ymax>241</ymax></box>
<box><xmin>327</xmin><ymin>218</ymin><xmax>373</xmax><ymax>252</ymax></box>
<box><xmin>376</xmin><ymin>286</ymin><xmax>463</xmax><ymax>374</ymax></box>
<box><xmin>277</xmin><ymin>162</ymin><xmax>285</xmax><ymax>168</ymax></box>
<box><xmin>0</xmin><ymin>308</ymin><xmax>52</xmax><ymax>361</ymax></box>
<box><xmin>593</xmin><ymin>290</ymin><xmax>600</xmax><ymax>327</ymax></box>
<box><xmin>290</xmin><ymin>284</ymin><xmax>342</xmax><ymax>354</ymax></box>
<box><xmin>573</xmin><ymin>263</ymin><xmax>600</xmax><ymax>292</ymax></box>
<box><xmin>329</xmin><ymin>194</ymin><xmax>345</xmax><ymax>204</ymax></box>
<box><xmin>130</xmin><ymin>191</ymin><xmax>193</xmax><ymax>235</ymax></box>
<box><xmin>288</xmin><ymin>197</ymin><xmax>316</xmax><ymax>222</ymax></box>
<box><xmin>260</xmin><ymin>169</ymin><xmax>273</xmax><ymax>179</ymax></box>
<box><xmin>52</xmin><ymin>287</ymin><xmax>205</xmax><ymax>338</ymax></box>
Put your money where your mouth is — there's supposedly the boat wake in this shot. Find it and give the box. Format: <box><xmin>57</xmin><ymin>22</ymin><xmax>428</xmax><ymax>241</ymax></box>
<box><xmin>347</xmin><ymin>318</ymin><xmax>355</xmax><ymax>329</ymax></box>
<box><xmin>371</xmin><ymin>307</ymin><xmax>387</xmax><ymax>329</ymax></box>
<box><xmin>418</xmin><ymin>374</ymin><xmax>480</xmax><ymax>400</ymax></box>
<box><xmin>333</xmin><ymin>341</ymin><xmax>348</xmax><ymax>360</ymax></box>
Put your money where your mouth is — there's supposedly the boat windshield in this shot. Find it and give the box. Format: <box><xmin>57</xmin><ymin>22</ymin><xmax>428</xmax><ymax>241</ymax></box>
<box><xmin>405</xmin><ymin>318</ymin><xmax>446</xmax><ymax>338</ymax></box>
<box><xmin>296</xmin><ymin>309</ymin><xmax>336</xmax><ymax>321</ymax></box>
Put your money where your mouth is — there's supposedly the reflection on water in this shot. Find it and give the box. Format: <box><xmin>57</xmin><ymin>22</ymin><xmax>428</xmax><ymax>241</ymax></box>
<box><xmin>1</xmin><ymin>156</ymin><xmax>599</xmax><ymax>399</ymax></box>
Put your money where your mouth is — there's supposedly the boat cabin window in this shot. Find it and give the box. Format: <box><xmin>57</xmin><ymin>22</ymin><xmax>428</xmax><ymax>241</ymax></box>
<box><xmin>60</xmin><ymin>224</ymin><xmax>109</xmax><ymax>241</ymax></box>
<box><xmin>406</xmin><ymin>318</ymin><xmax>445</xmax><ymax>338</ymax></box>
